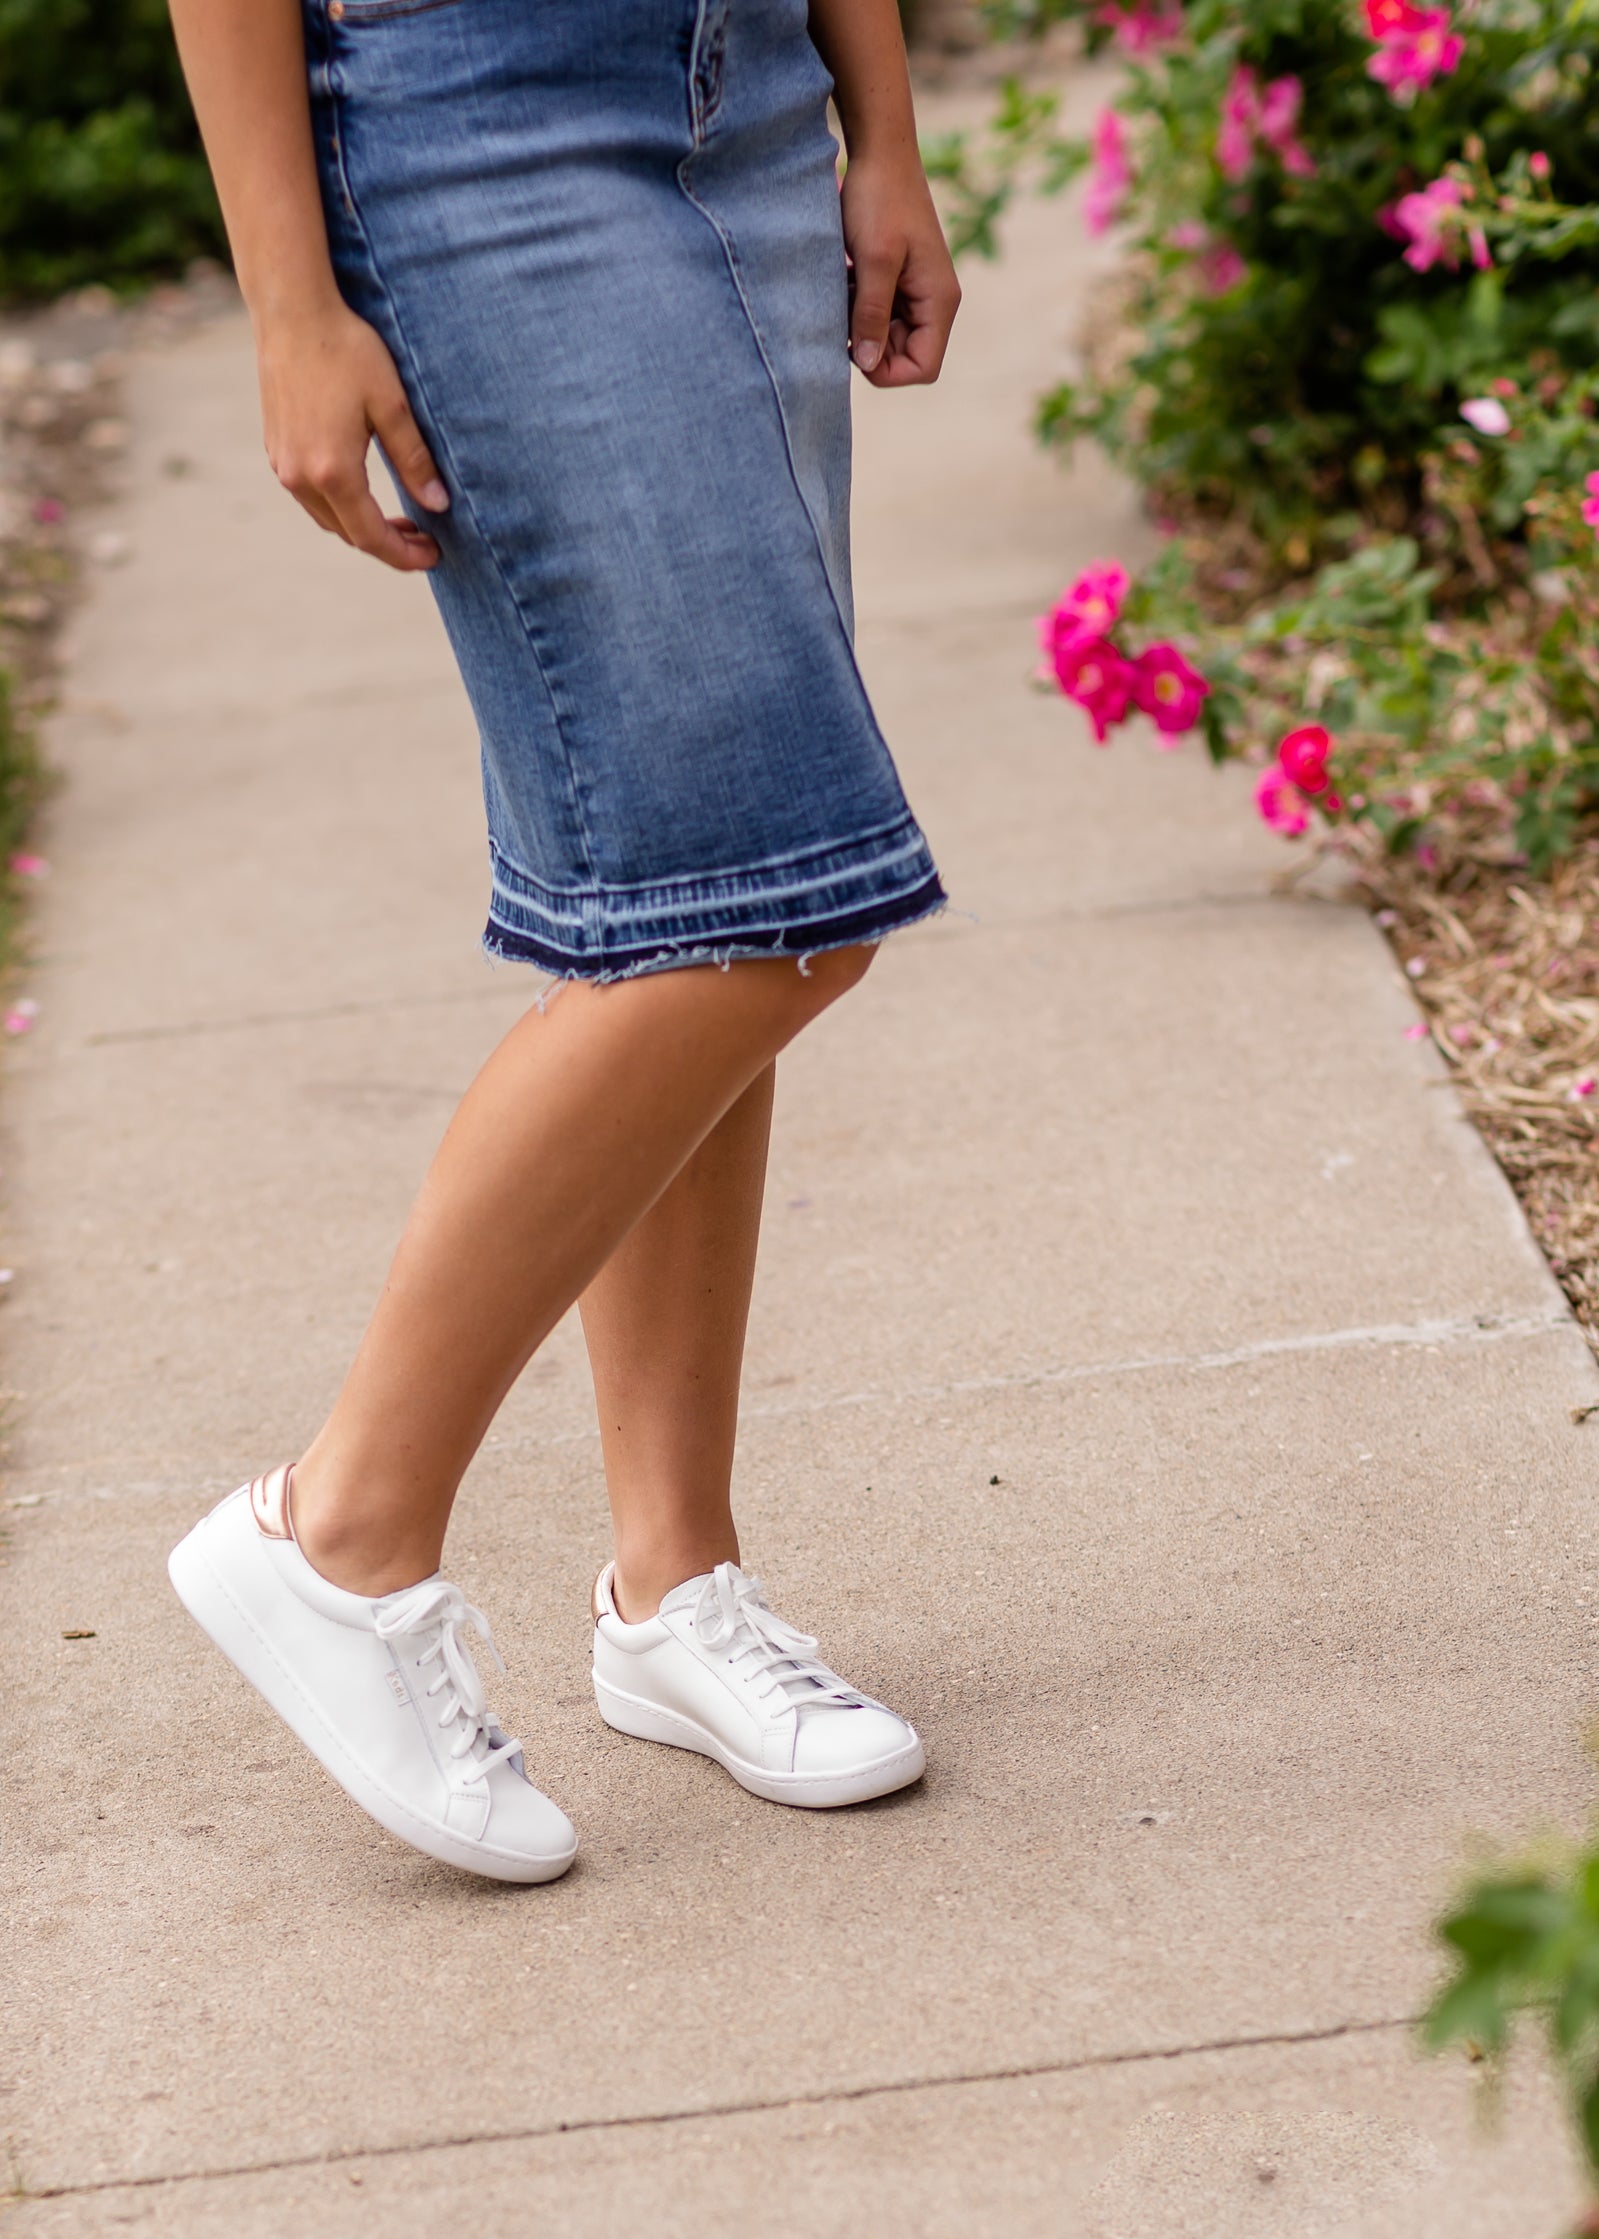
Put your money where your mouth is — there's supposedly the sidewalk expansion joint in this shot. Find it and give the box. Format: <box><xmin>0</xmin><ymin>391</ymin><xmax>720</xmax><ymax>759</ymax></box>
<box><xmin>728</xmin><ymin>1307</ymin><xmax>1581</xmax><ymax>1430</ymax></box>
<box><xmin>74</xmin><ymin>890</ymin><xmax>1324</xmax><ymax>1049</ymax></box>
<box><xmin>16</xmin><ymin>2012</ymin><xmax>1416</xmax><ymax>2204</ymax></box>
<box><xmin>490</xmin><ymin>1306</ymin><xmax>1582</xmax><ymax>1460</ymax></box>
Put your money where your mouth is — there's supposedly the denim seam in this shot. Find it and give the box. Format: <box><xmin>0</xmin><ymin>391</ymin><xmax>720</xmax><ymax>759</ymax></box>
<box><xmin>489</xmin><ymin>866</ymin><xmax>940</xmax><ymax>944</ymax></box>
<box><xmin>337</xmin><ymin>0</ymin><xmax>467</xmax><ymax>19</ymax></box>
<box><xmin>324</xmin><ymin>67</ymin><xmax>600</xmax><ymax>898</ymax></box>
<box><xmin>307</xmin><ymin>11</ymin><xmax>358</xmax><ymax>218</ymax></box>
<box><xmin>684</xmin><ymin>0</ymin><xmax>728</xmax><ymax>144</ymax></box>
<box><xmin>487</xmin><ymin>809</ymin><xmax>925</xmax><ymax>907</ymax></box>
<box><xmin>674</xmin><ymin>71</ymin><xmax>899</xmax><ymax>823</ymax></box>
<box><xmin>674</xmin><ymin>134</ymin><xmax>864</xmax><ymax>680</ymax></box>
<box><xmin>481</xmin><ymin>876</ymin><xmax>948</xmax><ymax>984</ymax></box>
<box><xmin>487</xmin><ymin>853</ymin><xmax>937</xmax><ymax>937</ymax></box>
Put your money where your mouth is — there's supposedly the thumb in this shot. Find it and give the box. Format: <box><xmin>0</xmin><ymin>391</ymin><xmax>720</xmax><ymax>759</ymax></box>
<box><xmin>370</xmin><ymin>384</ymin><xmax>449</xmax><ymax>515</ymax></box>
<box><xmin>849</xmin><ymin>245</ymin><xmax>903</xmax><ymax>376</ymax></box>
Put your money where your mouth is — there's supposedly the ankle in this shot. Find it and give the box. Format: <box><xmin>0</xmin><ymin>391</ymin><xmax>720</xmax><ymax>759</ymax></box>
<box><xmin>289</xmin><ymin>1461</ymin><xmax>444</xmax><ymax>1600</ymax></box>
<box><xmin>611</xmin><ymin>1539</ymin><xmax>738</xmax><ymax>1623</ymax></box>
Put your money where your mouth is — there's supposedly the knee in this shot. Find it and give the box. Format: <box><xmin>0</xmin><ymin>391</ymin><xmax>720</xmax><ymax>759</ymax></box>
<box><xmin>800</xmin><ymin>942</ymin><xmax>877</xmax><ymax>1006</ymax></box>
<box><xmin>736</xmin><ymin>942</ymin><xmax>878</xmax><ymax>1045</ymax></box>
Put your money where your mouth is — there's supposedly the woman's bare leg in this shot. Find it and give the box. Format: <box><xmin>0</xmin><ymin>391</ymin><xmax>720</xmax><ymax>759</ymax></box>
<box><xmin>580</xmin><ymin>1064</ymin><xmax>774</xmax><ymax>1618</ymax></box>
<box><xmin>290</xmin><ymin>952</ymin><xmax>870</xmax><ymax>1595</ymax></box>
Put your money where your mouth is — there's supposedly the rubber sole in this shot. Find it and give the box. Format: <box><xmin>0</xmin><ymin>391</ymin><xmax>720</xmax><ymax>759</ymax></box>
<box><xmin>169</xmin><ymin>1522</ymin><xmax>576</xmax><ymax>1885</ymax></box>
<box><xmin>592</xmin><ymin>1671</ymin><xmax>926</xmax><ymax>1808</ymax></box>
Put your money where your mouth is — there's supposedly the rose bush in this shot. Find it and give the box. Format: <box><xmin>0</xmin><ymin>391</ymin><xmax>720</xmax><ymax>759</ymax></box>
<box><xmin>931</xmin><ymin>0</ymin><xmax>1599</xmax><ymax>870</ymax></box>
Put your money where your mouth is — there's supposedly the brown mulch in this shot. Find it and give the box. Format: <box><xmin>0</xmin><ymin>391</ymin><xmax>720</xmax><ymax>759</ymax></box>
<box><xmin>1348</xmin><ymin>823</ymin><xmax>1599</xmax><ymax>1366</ymax></box>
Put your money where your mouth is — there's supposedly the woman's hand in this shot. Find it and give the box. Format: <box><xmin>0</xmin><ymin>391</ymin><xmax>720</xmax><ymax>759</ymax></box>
<box><xmin>166</xmin><ymin>0</ymin><xmax>439</xmax><ymax>568</ymax></box>
<box><xmin>841</xmin><ymin>153</ymin><xmax>961</xmax><ymax>388</ymax></box>
<box><xmin>255</xmin><ymin>299</ymin><xmax>450</xmax><ymax>571</ymax></box>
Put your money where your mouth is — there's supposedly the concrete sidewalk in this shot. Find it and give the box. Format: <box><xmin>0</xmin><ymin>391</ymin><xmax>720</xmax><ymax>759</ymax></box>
<box><xmin>4</xmin><ymin>85</ymin><xmax>1596</xmax><ymax>2237</ymax></box>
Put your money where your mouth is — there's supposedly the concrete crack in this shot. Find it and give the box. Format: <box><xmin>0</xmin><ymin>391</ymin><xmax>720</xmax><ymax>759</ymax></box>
<box><xmin>76</xmin><ymin>889</ymin><xmax>1321</xmax><ymax>1050</ymax></box>
<box><xmin>525</xmin><ymin>1306</ymin><xmax>1575</xmax><ymax>1445</ymax></box>
<box><xmin>13</xmin><ymin>2012</ymin><xmax>1416</xmax><ymax>2204</ymax></box>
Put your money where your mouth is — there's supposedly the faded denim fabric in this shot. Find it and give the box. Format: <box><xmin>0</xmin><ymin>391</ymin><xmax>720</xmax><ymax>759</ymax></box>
<box><xmin>301</xmin><ymin>0</ymin><xmax>945</xmax><ymax>977</ymax></box>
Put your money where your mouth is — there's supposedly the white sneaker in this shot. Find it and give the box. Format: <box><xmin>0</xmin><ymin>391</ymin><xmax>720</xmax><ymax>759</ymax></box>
<box><xmin>168</xmin><ymin>1466</ymin><xmax>577</xmax><ymax>1883</ymax></box>
<box><xmin>591</xmin><ymin>1560</ymin><xmax>925</xmax><ymax>1808</ymax></box>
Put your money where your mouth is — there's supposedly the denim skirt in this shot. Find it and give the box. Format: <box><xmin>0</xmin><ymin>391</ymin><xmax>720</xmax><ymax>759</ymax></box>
<box><xmin>302</xmin><ymin>0</ymin><xmax>945</xmax><ymax>979</ymax></box>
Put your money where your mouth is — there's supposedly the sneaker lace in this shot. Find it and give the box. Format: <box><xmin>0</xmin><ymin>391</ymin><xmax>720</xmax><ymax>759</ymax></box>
<box><xmin>693</xmin><ymin>1563</ymin><xmax>866</xmax><ymax>1713</ymax></box>
<box><xmin>374</xmin><ymin>1579</ymin><xmax>523</xmax><ymax>1783</ymax></box>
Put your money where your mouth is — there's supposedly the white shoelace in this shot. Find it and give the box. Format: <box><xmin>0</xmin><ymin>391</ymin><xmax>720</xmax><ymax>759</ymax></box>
<box><xmin>374</xmin><ymin>1579</ymin><xmax>523</xmax><ymax>1783</ymax></box>
<box><xmin>693</xmin><ymin>1563</ymin><xmax>865</xmax><ymax>1713</ymax></box>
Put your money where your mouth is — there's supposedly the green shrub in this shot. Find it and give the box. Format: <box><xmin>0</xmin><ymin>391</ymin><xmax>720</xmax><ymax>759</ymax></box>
<box><xmin>0</xmin><ymin>0</ymin><xmax>223</xmax><ymax>300</ymax></box>
<box><xmin>938</xmin><ymin>0</ymin><xmax>1599</xmax><ymax>871</ymax></box>
<box><xmin>0</xmin><ymin>669</ymin><xmax>46</xmax><ymax>960</ymax></box>
<box><xmin>1425</xmin><ymin>1823</ymin><xmax>1599</xmax><ymax>2229</ymax></box>
<box><xmin>941</xmin><ymin>0</ymin><xmax>1599</xmax><ymax>550</ymax></box>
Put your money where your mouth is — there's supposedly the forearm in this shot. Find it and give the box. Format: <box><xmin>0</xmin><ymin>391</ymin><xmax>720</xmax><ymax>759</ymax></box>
<box><xmin>807</xmin><ymin>0</ymin><xmax>918</xmax><ymax>167</ymax></box>
<box><xmin>167</xmin><ymin>0</ymin><xmax>339</xmax><ymax>326</ymax></box>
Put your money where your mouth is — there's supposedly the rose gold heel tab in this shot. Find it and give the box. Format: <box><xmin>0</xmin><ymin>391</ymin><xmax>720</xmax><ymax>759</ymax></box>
<box><xmin>249</xmin><ymin>1464</ymin><xmax>295</xmax><ymax>1540</ymax></box>
<box><xmin>592</xmin><ymin>1564</ymin><xmax>614</xmax><ymax>1625</ymax></box>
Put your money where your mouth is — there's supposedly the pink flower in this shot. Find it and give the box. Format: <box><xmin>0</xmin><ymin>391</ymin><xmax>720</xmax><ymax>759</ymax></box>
<box><xmin>31</xmin><ymin>497</ymin><xmax>63</xmax><ymax>526</ymax></box>
<box><xmin>8</xmin><ymin>853</ymin><xmax>47</xmax><ymax>878</ymax></box>
<box><xmin>1277</xmin><ymin>723</ymin><xmax>1333</xmax><ymax>795</ymax></box>
<box><xmin>1468</xmin><ymin>226</ymin><xmax>1492</xmax><ymax>270</ymax></box>
<box><xmin>1218</xmin><ymin>63</ymin><xmax>1314</xmax><ymax>181</ymax></box>
<box><xmin>1365</xmin><ymin>0</ymin><xmax>1427</xmax><ymax>32</ymax></box>
<box><xmin>1047</xmin><ymin>561</ymin><xmax>1130</xmax><ymax>643</ymax></box>
<box><xmin>1529</xmin><ymin>151</ymin><xmax>1551</xmax><ymax>182</ymax></box>
<box><xmin>4</xmin><ymin>997</ymin><xmax>38</xmax><ymax>1036</ymax></box>
<box><xmin>1257</xmin><ymin>75</ymin><xmax>1301</xmax><ymax>145</ymax></box>
<box><xmin>1390</xmin><ymin>176</ymin><xmax>1469</xmax><ymax>271</ymax></box>
<box><xmin>1573</xmin><ymin>1075</ymin><xmax>1597</xmax><ymax>1101</ymax></box>
<box><xmin>1460</xmin><ymin>396</ymin><xmax>1510</xmax><ymax>436</ymax></box>
<box><xmin>1367</xmin><ymin>8</ymin><xmax>1465</xmax><ymax>95</ymax></box>
<box><xmin>1085</xmin><ymin>108</ymin><xmax>1132</xmax><ymax>236</ymax></box>
<box><xmin>1199</xmin><ymin>243</ymin><xmax>1249</xmax><ymax>294</ymax></box>
<box><xmin>1094</xmin><ymin>0</ymin><xmax>1183</xmax><ymax>53</ymax></box>
<box><xmin>1216</xmin><ymin>64</ymin><xmax>1260</xmax><ymax>182</ymax></box>
<box><xmin>1257</xmin><ymin>76</ymin><xmax>1316</xmax><ymax>178</ymax></box>
<box><xmin>1255</xmin><ymin>764</ymin><xmax>1311</xmax><ymax>838</ymax></box>
<box><xmin>1167</xmin><ymin>224</ymin><xmax>1248</xmax><ymax>292</ymax></box>
<box><xmin>1054</xmin><ymin>636</ymin><xmax>1137</xmax><ymax>742</ymax></box>
<box><xmin>1130</xmin><ymin>642</ymin><xmax>1210</xmax><ymax>737</ymax></box>
<box><xmin>1581</xmin><ymin>471</ymin><xmax>1599</xmax><ymax>531</ymax></box>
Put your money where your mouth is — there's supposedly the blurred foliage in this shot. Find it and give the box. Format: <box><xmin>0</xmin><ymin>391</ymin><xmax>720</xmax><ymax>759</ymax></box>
<box><xmin>939</xmin><ymin>0</ymin><xmax>1599</xmax><ymax>873</ymax></box>
<box><xmin>0</xmin><ymin>669</ymin><xmax>45</xmax><ymax>957</ymax></box>
<box><xmin>1425</xmin><ymin>1823</ymin><xmax>1599</xmax><ymax>2230</ymax></box>
<box><xmin>0</xmin><ymin>0</ymin><xmax>223</xmax><ymax>301</ymax></box>
<box><xmin>935</xmin><ymin>0</ymin><xmax>1599</xmax><ymax>551</ymax></box>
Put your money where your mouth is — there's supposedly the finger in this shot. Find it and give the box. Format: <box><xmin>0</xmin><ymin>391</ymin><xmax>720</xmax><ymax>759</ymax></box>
<box><xmin>875</xmin><ymin>279</ymin><xmax>960</xmax><ymax>387</ymax></box>
<box><xmin>275</xmin><ymin>465</ymin><xmax>353</xmax><ymax>543</ymax></box>
<box><xmin>326</xmin><ymin>473</ymin><xmax>440</xmax><ymax>571</ymax></box>
<box><xmin>300</xmin><ymin>492</ymin><xmax>349</xmax><ymax>541</ymax></box>
<box><xmin>369</xmin><ymin>385</ymin><xmax>450</xmax><ymax>515</ymax></box>
<box><xmin>848</xmin><ymin>245</ymin><xmax>904</xmax><ymax>376</ymax></box>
